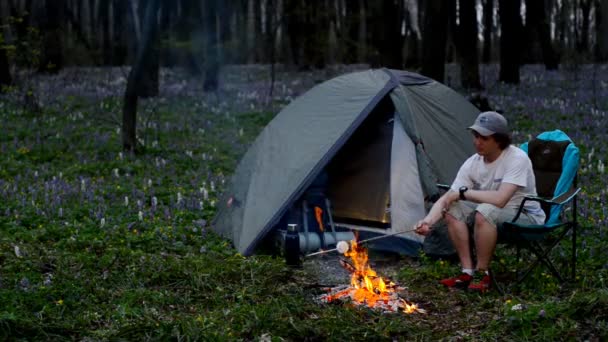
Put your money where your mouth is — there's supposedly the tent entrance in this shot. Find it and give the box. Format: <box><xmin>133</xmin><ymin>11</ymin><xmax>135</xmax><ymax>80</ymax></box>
<box><xmin>326</xmin><ymin>98</ymin><xmax>394</xmax><ymax>229</ymax></box>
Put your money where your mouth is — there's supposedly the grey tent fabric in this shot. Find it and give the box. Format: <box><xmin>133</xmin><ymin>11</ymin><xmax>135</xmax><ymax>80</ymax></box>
<box><xmin>212</xmin><ymin>69</ymin><xmax>479</xmax><ymax>256</ymax></box>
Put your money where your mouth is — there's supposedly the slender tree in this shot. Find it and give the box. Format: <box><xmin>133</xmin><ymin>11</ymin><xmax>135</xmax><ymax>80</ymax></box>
<box><xmin>202</xmin><ymin>0</ymin><xmax>220</xmax><ymax>91</ymax></box>
<box><xmin>579</xmin><ymin>0</ymin><xmax>592</xmax><ymax>53</ymax></box>
<box><xmin>111</xmin><ymin>0</ymin><xmax>129</xmax><ymax>65</ymax></box>
<box><xmin>122</xmin><ymin>0</ymin><xmax>160</xmax><ymax>153</ymax></box>
<box><xmin>284</xmin><ymin>1</ymin><xmax>327</xmax><ymax>70</ymax></box>
<box><xmin>524</xmin><ymin>0</ymin><xmax>558</xmax><ymax>69</ymax></box>
<box><xmin>99</xmin><ymin>0</ymin><xmax>112</xmax><ymax>65</ymax></box>
<box><xmin>599</xmin><ymin>0</ymin><xmax>608</xmax><ymax>61</ymax></box>
<box><xmin>367</xmin><ymin>0</ymin><xmax>404</xmax><ymax>68</ymax></box>
<box><xmin>0</xmin><ymin>0</ymin><xmax>12</xmax><ymax>88</ymax></box>
<box><xmin>459</xmin><ymin>0</ymin><xmax>481</xmax><ymax>89</ymax></box>
<box><xmin>136</xmin><ymin>0</ymin><xmax>160</xmax><ymax>98</ymax></box>
<box><xmin>421</xmin><ymin>0</ymin><xmax>448</xmax><ymax>82</ymax></box>
<box><xmin>498</xmin><ymin>0</ymin><xmax>522</xmax><ymax>84</ymax></box>
<box><xmin>37</xmin><ymin>0</ymin><xmax>65</xmax><ymax>73</ymax></box>
<box><xmin>482</xmin><ymin>0</ymin><xmax>494</xmax><ymax>64</ymax></box>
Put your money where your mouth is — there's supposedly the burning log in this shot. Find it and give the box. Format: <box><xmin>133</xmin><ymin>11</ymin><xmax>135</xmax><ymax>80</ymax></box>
<box><xmin>316</xmin><ymin>240</ymin><xmax>426</xmax><ymax>314</ymax></box>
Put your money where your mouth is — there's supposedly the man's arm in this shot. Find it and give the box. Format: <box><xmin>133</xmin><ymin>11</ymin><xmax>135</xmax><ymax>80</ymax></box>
<box><xmin>415</xmin><ymin>183</ymin><xmax>519</xmax><ymax>236</ymax></box>
<box><xmin>415</xmin><ymin>190</ymin><xmax>459</xmax><ymax>235</ymax></box>
<box><xmin>463</xmin><ymin>182</ymin><xmax>519</xmax><ymax>208</ymax></box>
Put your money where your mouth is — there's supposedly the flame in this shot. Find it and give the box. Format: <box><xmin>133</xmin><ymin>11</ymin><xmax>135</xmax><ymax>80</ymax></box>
<box><xmin>320</xmin><ymin>239</ymin><xmax>421</xmax><ymax>314</ymax></box>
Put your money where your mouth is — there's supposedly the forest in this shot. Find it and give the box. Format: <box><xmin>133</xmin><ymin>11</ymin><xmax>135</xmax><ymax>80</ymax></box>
<box><xmin>1</xmin><ymin>0</ymin><xmax>607</xmax><ymax>340</ymax></box>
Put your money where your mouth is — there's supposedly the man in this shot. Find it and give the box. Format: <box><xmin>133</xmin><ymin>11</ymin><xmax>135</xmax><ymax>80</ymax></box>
<box><xmin>415</xmin><ymin>111</ymin><xmax>545</xmax><ymax>292</ymax></box>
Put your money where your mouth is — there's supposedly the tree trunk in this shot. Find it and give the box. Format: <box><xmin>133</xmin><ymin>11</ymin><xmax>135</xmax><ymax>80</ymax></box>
<box><xmin>421</xmin><ymin>0</ymin><xmax>448</xmax><ymax>83</ymax></box>
<box><xmin>38</xmin><ymin>0</ymin><xmax>65</xmax><ymax>73</ymax></box>
<box><xmin>599</xmin><ymin>0</ymin><xmax>608</xmax><ymax>61</ymax></box>
<box><xmin>344</xmin><ymin>0</ymin><xmax>365</xmax><ymax>64</ymax></box>
<box><xmin>367</xmin><ymin>0</ymin><xmax>404</xmax><ymax>68</ymax></box>
<box><xmin>498</xmin><ymin>0</ymin><xmax>522</xmax><ymax>84</ymax></box>
<box><xmin>112</xmin><ymin>0</ymin><xmax>128</xmax><ymax>65</ymax></box>
<box><xmin>135</xmin><ymin>0</ymin><xmax>159</xmax><ymax>98</ymax></box>
<box><xmin>284</xmin><ymin>1</ymin><xmax>327</xmax><ymax>70</ymax></box>
<box><xmin>579</xmin><ymin>0</ymin><xmax>591</xmax><ymax>53</ymax></box>
<box><xmin>122</xmin><ymin>0</ymin><xmax>160</xmax><ymax>153</ymax></box>
<box><xmin>482</xmin><ymin>0</ymin><xmax>493</xmax><ymax>64</ymax></box>
<box><xmin>459</xmin><ymin>0</ymin><xmax>481</xmax><ymax>89</ymax></box>
<box><xmin>99</xmin><ymin>0</ymin><xmax>112</xmax><ymax>65</ymax></box>
<box><xmin>202</xmin><ymin>0</ymin><xmax>220</xmax><ymax>91</ymax></box>
<box><xmin>0</xmin><ymin>1</ymin><xmax>11</xmax><ymax>88</ymax></box>
<box><xmin>403</xmin><ymin>0</ymin><xmax>421</xmax><ymax>67</ymax></box>
<box><xmin>524</xmin><ymin>0</ymin><xmax>558</xmax><ymax>69</ymax></box>
<box><xmin>357</xmin><ymin>0</ymin><xmax>366</xmax><ymax>63</ymax></box>
<box><xmin>246</xmin><ymin>0</ymin><xmax>256</xmax><ymax>63</ymax></box>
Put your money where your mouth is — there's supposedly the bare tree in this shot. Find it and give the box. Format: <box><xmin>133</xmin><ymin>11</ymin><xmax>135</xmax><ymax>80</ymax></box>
<box><xmin>459</xmin><ymin>0</ymin><xmax>481</xmax><ymax>89</ymax></box>
<box><xmin>202</xmin><ymin>0</ymin><xmax>221</xmax><ymax>91</ymax></box>
<box><xmin>367</xmin><ymin>0</ymin><xmax>404</xmax><ymax>68</ymax></box>
<box><xmin>482</xmin><ymin>0</ymin><xmax>494</xmax><ymax>64</ymax></box>
<box><xmin>37</xmin><ymin>0</ymin><xmax>65</xmax><ymax>73</ymax></box>
<box><xmin>498</xmin><ymin>0</ymin><xmax>522</xmax><ymax>84</ymax></box>
<box><xmin>421</xmin><ymin>0</ymin><xmax>448</xmax><ymax>82</ymax></box>
<box><xmin>599</xmin><ymin>0</ymin><xmax>608</xmax><ymax>61</ymax></box>
<box><xmin>578</xmin><ymin>0</ymin><xmax>592</xmax><ymax>53</ymax></box>
<box><xmin>0</xmin><ymin>0</ymin><xmax>11</xmax><ymax>88</ymax></box>
<box><xmin>284</xmin><ymin>1</ymin><xmax>328</xmax><ymax>70</ymax></box>
<box><xmin>122</xmin><ymin>0</ymin><xmax>160</xmax><ymax>153</ymax></box>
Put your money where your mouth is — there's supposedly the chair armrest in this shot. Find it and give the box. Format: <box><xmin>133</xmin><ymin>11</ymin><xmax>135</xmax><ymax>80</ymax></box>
<box><xmin>511</xmin><ymin>187</ymin><xmax>581</xmax><ymax>222</ymax></box>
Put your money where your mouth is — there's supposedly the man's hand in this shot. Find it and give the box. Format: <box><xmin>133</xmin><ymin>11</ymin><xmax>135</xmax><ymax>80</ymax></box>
<box><xmin>415</xmin><ymin>220</ymin><xmax>432</xmax><ymax>236</ymax></box>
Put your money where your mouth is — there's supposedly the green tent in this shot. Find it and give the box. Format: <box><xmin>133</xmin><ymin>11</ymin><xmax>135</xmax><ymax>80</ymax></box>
<box><xmin>213</xmin><ymin>69</ymin><xmax>479</xmax><ymax>256</ymax></box>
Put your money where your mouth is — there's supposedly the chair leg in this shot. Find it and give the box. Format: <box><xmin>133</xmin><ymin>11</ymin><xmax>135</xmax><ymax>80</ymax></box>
<box><xmin>516</xmin><ymin>227</ymin><xmax>573</xmax><ymax>285</ymax></box>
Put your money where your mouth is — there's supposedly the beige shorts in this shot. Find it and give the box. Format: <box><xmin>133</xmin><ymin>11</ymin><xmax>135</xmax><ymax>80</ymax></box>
<box><xmin>447</xmin><ymin>201</ymin><xmax>537</xmax><ymax>228</ymax></box>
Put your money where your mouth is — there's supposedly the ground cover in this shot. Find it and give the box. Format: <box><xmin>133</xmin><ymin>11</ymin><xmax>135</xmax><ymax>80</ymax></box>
<box><xmin>0</xmin><ymin>64</ymin><xmax>607</xmax><ymax>340</ymax></box>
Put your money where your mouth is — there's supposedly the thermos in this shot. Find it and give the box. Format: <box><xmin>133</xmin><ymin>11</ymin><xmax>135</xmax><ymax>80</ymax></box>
<box><xmin>284</xmin><ymin>224</ymin><xmax>301</xmax><ymax>267</ymax></box>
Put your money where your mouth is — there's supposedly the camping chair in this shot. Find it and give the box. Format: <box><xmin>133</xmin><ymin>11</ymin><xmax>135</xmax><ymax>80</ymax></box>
<box><xmin>495</xmin><ymin>130</ymin><xmax>580</xmax><ymax>290</ymax></box>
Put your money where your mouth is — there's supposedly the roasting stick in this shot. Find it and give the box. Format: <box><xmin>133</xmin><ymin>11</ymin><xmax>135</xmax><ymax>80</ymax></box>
<box><xmin>304</xmin><ymin>227</ymin><xmax>427</xmax><ymax>258</ymax></box>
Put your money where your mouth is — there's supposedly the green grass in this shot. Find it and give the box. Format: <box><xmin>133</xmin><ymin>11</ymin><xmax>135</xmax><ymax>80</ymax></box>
<box><xmin>1</xmin><ymin>68</ymin><xmax>608</xmax><ymax>340</ymax></box>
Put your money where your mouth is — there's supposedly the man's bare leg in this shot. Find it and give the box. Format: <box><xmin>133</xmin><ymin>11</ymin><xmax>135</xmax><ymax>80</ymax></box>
<box><xmin>474</xmin><ymin>212</ymin><xmax>497</xmax><ymax>270</ymax></box>
<box><xmin>445</xmin><ymin>213</ymin><xmax>474</xmax><ymax>269</ymax></box>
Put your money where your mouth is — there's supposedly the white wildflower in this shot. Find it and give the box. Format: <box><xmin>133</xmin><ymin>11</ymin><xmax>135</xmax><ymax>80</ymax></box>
<box><xmin>113</xmin><ymin>168</ymin><xmax>120</xmax><ymax>177</ymax></box>
<box><xmin>152</xmin><ymin>196</ymin><xmax>158</xmax><ymax>207</ymax></box>
<box><xmin>598</xmin><ymin>160</ymin><xmax>605</xmax><ymax>174</ymax></box>
<box><xmin>137</xmin><ymin>200</ymin><xmax>142</xmax><ymax>208</ymax></box>
<box><xmin>239</xmin><ymin>128</ymin><xmax>244</xmax><ymax>136</ymax></box>
<box><xmin>148</xmin><ymin>179</ymin><xmax>152</xmax><ymax>187</ymax></box>
<box><xmin>124</xmin><ymin>196</ymin><xmax>129</xmax><ymax>207</ymax></box>
<box><xmin>186</xmin><ymin>150</ymin><xmax>193</xmax><ymax>158</ymax></box>
<box><xmin>116</xmin><ymin>127</ymin><xmax>120</xmax><ymax>134</ymax></box>
<box><xmin>58</xmin><ymin>207</ymin><xmax>63</xmax><ymax>217</ymax></box>
<box><xmin>81</xmin><ymin>179</ymin><xmax>86</xmax><ymax>192</ymax></box>
<box><xmin>199</xmin><ymin>201</ymin><xmax>204</xmax><ymax>210</ymax></box>
<box><xmin>14</xmin><ymin>245</ymin><xmax>22</xmax><ymax>258</ymax></box>
<box><xmin>152</xmin><ymin>140</ymin><xmax>158</xmax><ymax>148</ymax></box>
<box><xmin>177</xmin><ymin>192</ymin><xmax>183</xmax><ymax>204</ymax></box>
<box><xmin>138</xmin><ymin>211</ymin><xmax>143</xmax><ymax>221</ymax></box>
<box><xmin>118</xmin><ymin>152</ymin><xmax>123</xmax><ymax>160</ymax></box>
<box><xmin>588</xmin><ymin>148</ymin><xmax>595</xmax><ymax>162</ymax></box>
<box><xmin>210</xmin><ymin>200</ymin><xmax>216</xmax><ymax>207</ymax></box>
<box><xmin>210</xmin><ymin>181</ymin><xmax>215</xmax><ymax>192</ymax></box>
<box><xmin>100</xmin><ymin>218</ymin><xmax>106</xmax><ymax>227</ymax></box>
<box><xmin>511</xmin><ymin>304</ymin><xmax>524</xmax><ymax>311</ymax></box>
<box><xmin>34</xmin><ymin>171</ymin><xmax>38</xmax><ymax>177</ymax></box>
<box><xmin>59</xmin><ymin>172</ymin><xmax>63</xmax><ymax>179</ymax></box>
<box><xmin>202</xmin><ymin>188</ymin><xmax>209</xmax><ymax>201</ymax></box>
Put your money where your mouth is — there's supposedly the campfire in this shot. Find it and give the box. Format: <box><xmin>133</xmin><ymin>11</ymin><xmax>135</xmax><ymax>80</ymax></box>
<box><xmin>317</xmin><ymin>240</ymin><xmax>425</xmax><ymax>314</ymax></box>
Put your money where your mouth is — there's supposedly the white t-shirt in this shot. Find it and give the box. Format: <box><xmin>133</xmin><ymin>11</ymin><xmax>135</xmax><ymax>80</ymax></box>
<box><xmin>451</xmin><ymin>145</ymin><xmax>546</xmax><ymax>224</ymax></box>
